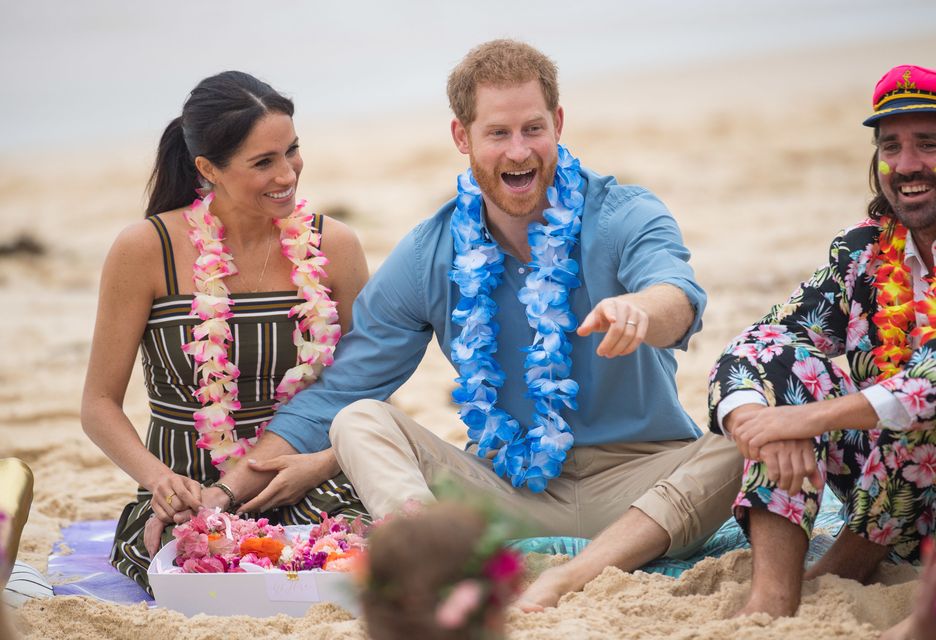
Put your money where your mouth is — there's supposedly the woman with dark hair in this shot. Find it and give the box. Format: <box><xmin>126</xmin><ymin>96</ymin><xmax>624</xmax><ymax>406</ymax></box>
<box><xmin>81</xmin><ymin>71</ymin><xmax>369</xmax><ymax>592</ymax></box>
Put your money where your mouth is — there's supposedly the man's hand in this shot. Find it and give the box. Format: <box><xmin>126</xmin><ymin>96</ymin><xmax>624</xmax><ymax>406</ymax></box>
<box><xmin>577</xmin><ymin>295</ymin><xmax>648</xmax><ymax>358</ymax></box>
<box><xmin>760</xmin><ymin>439</ymin><xmax>821</xmax><ymax>496</ymax></box>
<box><xmin>729</xmin><ymin>404</ymin><xmax>827</xmax><ymax>461</ymax></box>
<box><xmin>238</xmin><ymin>450</ymin><xmax>339</xmax><ymax>513</ymax></box>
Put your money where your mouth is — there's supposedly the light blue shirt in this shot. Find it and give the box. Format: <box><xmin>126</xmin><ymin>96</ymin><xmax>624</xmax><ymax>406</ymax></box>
<box><xmin>269</xmin><ymin>167</ymin><xmax>706</xmax><ymax>453</ymax></box>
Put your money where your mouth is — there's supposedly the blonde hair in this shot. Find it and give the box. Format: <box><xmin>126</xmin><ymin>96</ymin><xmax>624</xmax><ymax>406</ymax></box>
<box><xmin>446</xmin><ymin>39</ymin><xmax>559</xmax><ymax>126</ymax></box>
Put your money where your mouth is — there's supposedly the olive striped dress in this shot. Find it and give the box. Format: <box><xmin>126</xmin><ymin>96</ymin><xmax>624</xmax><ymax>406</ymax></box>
<box><xmin>110</xmin><ymin>214</ymin><xmax>367</xmax><ymax>593</ymax></box>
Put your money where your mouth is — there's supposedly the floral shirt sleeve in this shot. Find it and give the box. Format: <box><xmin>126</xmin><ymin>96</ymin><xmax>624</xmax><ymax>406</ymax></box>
<box><xmin>877</xmin><ymin>345</ymin><xmax>936</xmax><ymax>428</ymax></box>
<box><xmin>707</xmin><ymin>226</ymin><xmax>867</xmax><ymax>434</ymax></box>
<box><xmin>709</xmin><ymin>220</ymin><xmax>936</xmax><ymax>433</ymax></box>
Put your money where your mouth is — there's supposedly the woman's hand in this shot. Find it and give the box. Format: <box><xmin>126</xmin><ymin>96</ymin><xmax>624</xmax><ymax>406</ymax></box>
<box><xmin>149</xmin><ymin>473</ymin><xmax>203</xmax><ymax>523</ymax></box>
<box><xmin>144</xmin><ymin>515</ymin><xmax>167</xmax><ymax>557</ymax></box>
<box><xmin>238</xmin><ymin>450</ymin><xmax>339</xmax><ymax>513</ymax></box>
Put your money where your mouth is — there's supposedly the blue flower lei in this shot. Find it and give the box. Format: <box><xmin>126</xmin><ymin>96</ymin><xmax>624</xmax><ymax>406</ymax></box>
<box><xmin>449</xmin><ymin>144</ymin><xmax>584</xmax><ymax>492</ymax></box>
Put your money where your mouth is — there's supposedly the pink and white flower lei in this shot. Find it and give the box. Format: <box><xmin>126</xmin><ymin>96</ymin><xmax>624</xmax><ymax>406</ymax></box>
<box><xmin>182</xmin><ymin>193</ymin><xmax>341</xmax><ymax>474</ymax></box>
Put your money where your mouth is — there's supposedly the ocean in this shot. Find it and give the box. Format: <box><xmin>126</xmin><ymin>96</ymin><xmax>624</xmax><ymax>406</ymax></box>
<box><xmin>1</xmin><ymin>0</ymin><xmax>934</xmax><ymax>153</ymax></box>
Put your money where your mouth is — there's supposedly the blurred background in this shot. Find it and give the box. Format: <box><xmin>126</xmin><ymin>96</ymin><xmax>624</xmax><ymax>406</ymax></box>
<box><xmin>3</xmin><ymin>0</ymin><xmax>936</xmax><ymax>152</ymax></box>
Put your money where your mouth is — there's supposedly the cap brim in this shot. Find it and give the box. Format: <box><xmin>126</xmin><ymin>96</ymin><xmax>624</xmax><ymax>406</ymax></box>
<box><xmin>863</xmin><ymin>105</ymin><xmax>936</xmax><ymax>127</ymax></box>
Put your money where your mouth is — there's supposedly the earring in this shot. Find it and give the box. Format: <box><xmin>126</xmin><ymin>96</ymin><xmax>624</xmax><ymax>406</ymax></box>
<box><xmin>196</xmin><ymin>177</ymin><xmax>213</xmax><ymax>198</ymax></box>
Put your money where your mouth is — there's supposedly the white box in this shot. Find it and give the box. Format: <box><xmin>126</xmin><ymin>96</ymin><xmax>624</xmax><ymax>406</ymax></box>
<box><xmin>147</xmin><ymin>526</ymin><xmax>360</xmax><ymax>618</ymax></box>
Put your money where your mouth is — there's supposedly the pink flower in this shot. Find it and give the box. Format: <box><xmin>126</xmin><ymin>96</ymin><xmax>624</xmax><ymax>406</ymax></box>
<box><xmin>827</xmin><ymin>442</ymin><xmax>846</xmax><ymax>476</ymax></box>
<box><xmin>752</xmin><ymin>325</ymin><xmax>790</xmax><ymax>344</ymax></box>
<box><xmin>435</xmin><ymin>580</ymin><xmax>483</xmax><ymax>629</ymax></box>
<box><xmin>903</xmin><ymin>444</ymin><xmax>936</xmax><ymax>488</ymax></box>
<box><xmin>868</xmin><ymin>518</ymin><xmax>902</xmax><ymax>546</ymax></box>
<box><xmin>894</xmin><ymin>378</ymin><xmax>936</xmax><ymax>419</ymax></box>
<box><xmin>757</xmin><ymin>344</ymin><xmax>783</xmax><ymax>363</ymax></box>
<box><xmin>858</xmin><ymin>448</ymin><xmax>888</xmax><ymax>490</ymax></box>
<box><xmin>174</xmin><ymin>530</ymin><xmax>209</xmax><ymax>559</ymax></box>
<box><xmin>846</xmin><ymin>302</ymin><xmax>869</xmax><ymax>351</ymax></box>
<box><xmin>182</xmin><ymin>556</ymin><xmax>227</xmax><ymax>573</ymax></box>
<box><xmin>483</xmin><ymin>549</ymin><xmax>524</xmax><ymax>582</ymax></box>
<box><xmin>731</xmin><ymin>343</ymin><xmax>759</xmax><ymax>365</ymax></box>
<box><xmin>805</xmin><ymin>328</ymin><xmax>839</xmax><ymax>355</ymax></box>
<box><xmin>884</xmin><ymin>441</ymin><xmax>911</xmax><ymax>469</ymax></box>
<box><xmin>240</xmin><ymin>553</ymin><xmax>273</xmax><ymax>569</ymax></box>
<box><xmin>766</xmin><ymin>490</ymin><xmax>806</xmax><ymax>525</ymax></box>
<box><xmin>311</xmin><ymin>537</ymin><xmax>340</xmax><ymax>555</ymax></box>
<box><xmin>917</xmin><ymin>506</ymin><xmax>935</xmax><ymax>537</ymax></box>
<box><xmin>792</xmin><ymin>356</ymin><xmax>834</xmax><ymax>400</ymax></box>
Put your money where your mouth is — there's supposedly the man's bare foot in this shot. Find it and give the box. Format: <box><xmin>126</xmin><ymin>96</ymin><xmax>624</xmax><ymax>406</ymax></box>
<box><xmin>515</xmin><ymin>566</ymin><xmax>575</xmax><ymax>612</ymax></box>
<box><xmin>733</xmin><ymin>590</ymin><xmax>800</xmax><ymax>619</ymax></box>
<box><xmin>731</xmin><ymin>508</ymin><xmax>808</xmax><ymax>619</ymax></box>
<box><xmin>803</xmin><ymin>528</ymin><xmax>888</xmax><ymax>584</ymax></box>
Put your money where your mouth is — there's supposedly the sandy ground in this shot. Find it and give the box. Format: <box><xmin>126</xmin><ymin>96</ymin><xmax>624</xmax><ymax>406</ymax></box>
<box><xmin>1</xmin><ymin>35</ymin><xmax>932</xmax><ymax>638</ymax></box>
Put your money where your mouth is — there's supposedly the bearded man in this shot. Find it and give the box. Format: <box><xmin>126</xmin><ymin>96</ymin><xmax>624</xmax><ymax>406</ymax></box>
<box><xmin>709</xmin><ymin>64</ymin><xmax>936</xmax><ymax>619</ymax></box>
<box><xmin>201</xmin><ymin>39</ymin><xmax>744</xmax><ymax>608</ymax></box>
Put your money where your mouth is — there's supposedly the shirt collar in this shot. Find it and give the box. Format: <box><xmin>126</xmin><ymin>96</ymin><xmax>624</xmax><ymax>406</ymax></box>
<box><xmin>902</xmin><ymin>230</ymin><xmax>936</xmax><ymax>276</ymax></box>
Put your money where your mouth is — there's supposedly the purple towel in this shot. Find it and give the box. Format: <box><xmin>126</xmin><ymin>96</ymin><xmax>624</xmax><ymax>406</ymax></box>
<box><xmin>48</xmin><ymin>520</ymin><xmax>153</xmax><ymax>605</ymax></box>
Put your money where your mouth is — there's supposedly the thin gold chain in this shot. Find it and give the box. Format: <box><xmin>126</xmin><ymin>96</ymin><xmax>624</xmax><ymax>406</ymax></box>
<box><xmin>233</xmin><ymin>223</ymin><xmax>276</xmax><ymax>293</ymax></box>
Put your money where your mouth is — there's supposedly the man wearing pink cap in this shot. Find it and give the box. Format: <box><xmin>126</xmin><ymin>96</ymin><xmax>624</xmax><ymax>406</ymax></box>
<box><xmin>708</xmin><ymin>64</ymin><xmax>936</xmax><ymax>620</ymax></box>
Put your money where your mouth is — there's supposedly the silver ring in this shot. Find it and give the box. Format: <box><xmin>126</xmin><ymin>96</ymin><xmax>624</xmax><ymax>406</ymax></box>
<box><xmin>625</xmin><ymin>320</ymin><xmax>638</xmax><ymax>327</ymax></box>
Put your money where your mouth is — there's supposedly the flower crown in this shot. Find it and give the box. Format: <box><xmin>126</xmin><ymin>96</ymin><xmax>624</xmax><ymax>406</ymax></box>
<box><xmin>361</xmin><ymin>492</ymin><xmax>527</xmax><ymax>633</ymax></box>
<box><xmin>433</xmin><ymin>527</ymin><xmax>525</xmax><ymax>630</ymax></box>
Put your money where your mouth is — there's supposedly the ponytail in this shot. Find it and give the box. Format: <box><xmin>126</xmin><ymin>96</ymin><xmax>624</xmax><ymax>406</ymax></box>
<box><xmin>145</xmin><ymin>116</ymin><xmax>199</xmax><ymax>217</ymax></box>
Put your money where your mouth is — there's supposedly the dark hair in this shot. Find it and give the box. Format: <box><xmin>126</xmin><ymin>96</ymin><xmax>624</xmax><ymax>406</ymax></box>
<box><xmin>867</xmin><ymin>128</ymin><xmax>894</xmax><ymax>221</ymax></box>
<box><xmin>145</xmin><ymin>71</ymin><xmax>294</xmax><ymax>217</ymax></box>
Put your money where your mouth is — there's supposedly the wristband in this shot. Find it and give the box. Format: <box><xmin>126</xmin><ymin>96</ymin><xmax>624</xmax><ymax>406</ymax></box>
<box><xmin>209</xmin><ymin>481</ymin><xmax>240</xmax><ymax>512</ymax></box>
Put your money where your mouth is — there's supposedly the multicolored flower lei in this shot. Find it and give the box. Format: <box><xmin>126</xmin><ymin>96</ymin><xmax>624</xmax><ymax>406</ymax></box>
<box><xmin>183</xmin><ymin>194</ymin><xmax>341</xmax><ymax>473</ymax></box>
<box><xmin>170</xmin><ymin>508</ymin><xmax>367</xmax><ymax>574</ymax></box>
<box><xmin>872</xmin><ymin>216</ymin><xmax>936</xmax><ymax>381</ymax></box>
<box><xmin>449</xmin><ymin>144</ymin><xmax>583</xmax><ymax>492</ymax></box>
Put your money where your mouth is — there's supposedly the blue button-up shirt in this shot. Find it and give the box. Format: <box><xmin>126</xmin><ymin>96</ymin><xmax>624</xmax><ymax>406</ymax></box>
<box><xmin>269</xmin><ymin>167</ymin><xmax>706</xmax><ymax>453</ymax></box>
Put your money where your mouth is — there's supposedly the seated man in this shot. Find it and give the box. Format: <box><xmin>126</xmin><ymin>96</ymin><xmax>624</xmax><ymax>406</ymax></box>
<box><xmin>709</xmin><ymin>65</ymin><xmax>936</xmax><ymax>618</ymax></box>
<box><xmin>208</xmin><ymin>39</ymin><xmax>743</xmax><ymax>608</ymax></box>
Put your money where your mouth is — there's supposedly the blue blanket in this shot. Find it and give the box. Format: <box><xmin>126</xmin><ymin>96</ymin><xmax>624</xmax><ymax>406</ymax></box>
<box><xmin>510</xmin><ymin>493</ymin><xmax>845</xmax><ymax>577</ymax></box>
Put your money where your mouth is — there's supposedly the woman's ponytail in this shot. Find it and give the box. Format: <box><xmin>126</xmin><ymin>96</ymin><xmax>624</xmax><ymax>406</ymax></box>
<box><xmin>145</xmin><ymin>116</ymin><xmax>199</xmax><ymax>217</ymax></box>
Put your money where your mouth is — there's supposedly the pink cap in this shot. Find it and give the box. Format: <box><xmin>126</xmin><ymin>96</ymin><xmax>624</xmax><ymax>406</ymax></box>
<box><xmin>864</xmin><ymin>65</ymin><xmax>936</xmax><ymax>126</ymax></box>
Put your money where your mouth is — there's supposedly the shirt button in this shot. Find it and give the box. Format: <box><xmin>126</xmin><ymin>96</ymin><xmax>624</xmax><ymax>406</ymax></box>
<box><xmin>518</xmin><ymin>267</ymin><xmax>525</xmax><ymax>274</ymax></box>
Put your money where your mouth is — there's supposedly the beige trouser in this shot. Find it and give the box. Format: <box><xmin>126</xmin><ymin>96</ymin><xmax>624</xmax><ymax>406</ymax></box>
<box><xmin>331</xmin><ymin>400</ymin><xmax>743</xmax><ymax>556</ymax></box>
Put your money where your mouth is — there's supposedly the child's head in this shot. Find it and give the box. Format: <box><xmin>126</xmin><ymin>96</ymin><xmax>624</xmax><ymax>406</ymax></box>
<box><xmin>360</xmin><ymin>502</ymin><xmax>524</xmax><ymax>640</ymax></box>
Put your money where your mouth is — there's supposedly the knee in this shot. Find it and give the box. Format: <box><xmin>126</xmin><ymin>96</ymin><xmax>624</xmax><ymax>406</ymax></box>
<box><xmin>329</xmin><ymin>399</ymin><xmax>395</xmax><ymax>447</ymax></box>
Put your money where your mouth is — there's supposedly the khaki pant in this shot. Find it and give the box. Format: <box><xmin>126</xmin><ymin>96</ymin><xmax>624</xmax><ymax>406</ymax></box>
<box><xmin>331</xmin><ymin>400</ymin><xmax>743</xmax><ymax>556</ymax></box>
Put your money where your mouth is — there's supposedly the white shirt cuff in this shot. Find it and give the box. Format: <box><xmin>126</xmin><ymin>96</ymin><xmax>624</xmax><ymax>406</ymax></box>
<box><xmin>716</xmin><ymin>390</ymin><xmax>769</xmax><ymax>436</ymax></box>
<box><xmin>860</xmin><ymin>384</ymin><xmax>913</xmax><ymax>430</ymax></box>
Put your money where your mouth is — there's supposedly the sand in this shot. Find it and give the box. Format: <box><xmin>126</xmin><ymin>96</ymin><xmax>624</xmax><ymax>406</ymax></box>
<box><xmin>2</xmin><ymin>35</ymin><xmax>930</xmax><ymax>639</ymax></box>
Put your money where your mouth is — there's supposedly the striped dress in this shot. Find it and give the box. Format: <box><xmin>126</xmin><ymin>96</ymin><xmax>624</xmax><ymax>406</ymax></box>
<box><xmin>110</xmin><ymin>214</ymin><xmax>367</xmax><ymax>593</ymax></box>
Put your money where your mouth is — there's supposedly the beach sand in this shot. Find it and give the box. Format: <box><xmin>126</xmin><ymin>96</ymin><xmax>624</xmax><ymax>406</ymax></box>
<box><xmin>2</xmin><ymin>36</ymin><xmax>931</xmax><ymax>638</ymax></box>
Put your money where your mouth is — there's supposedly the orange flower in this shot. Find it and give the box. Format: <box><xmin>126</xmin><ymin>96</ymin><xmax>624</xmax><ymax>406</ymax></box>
<box><xmin>239</xmin><ymin>537</ymin><xmax>286</xmax><ymax>564</ymax></box>
<box><xmin>323</xmin><ymin>547</ymin><xmax>365</xmax><ymax>572</ymax></box>
<box><xmin>869</xmin><ymin>218</ymin><xmax>936</xmax><ymax>382</ymax></box>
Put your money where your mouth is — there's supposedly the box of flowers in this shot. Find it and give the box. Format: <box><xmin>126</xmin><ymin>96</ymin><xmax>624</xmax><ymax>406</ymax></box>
<box><xmin>148</xmin><ymin>508</ymin><xmax>366</xmax><ymax>617</ymax></box>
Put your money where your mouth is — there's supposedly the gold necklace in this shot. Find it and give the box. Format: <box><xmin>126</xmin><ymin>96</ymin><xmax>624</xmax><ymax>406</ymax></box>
<box><xmin>235</xmin><ymin>223</ymin><xmax>275</xmax><ymax>293</ymax></box>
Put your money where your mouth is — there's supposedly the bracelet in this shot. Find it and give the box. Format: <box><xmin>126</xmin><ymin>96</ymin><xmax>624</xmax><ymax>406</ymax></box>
<box><xmin>210</xmin><ymin>481</ymin><xmax>240</xmax><ymax>512</ymax></box>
